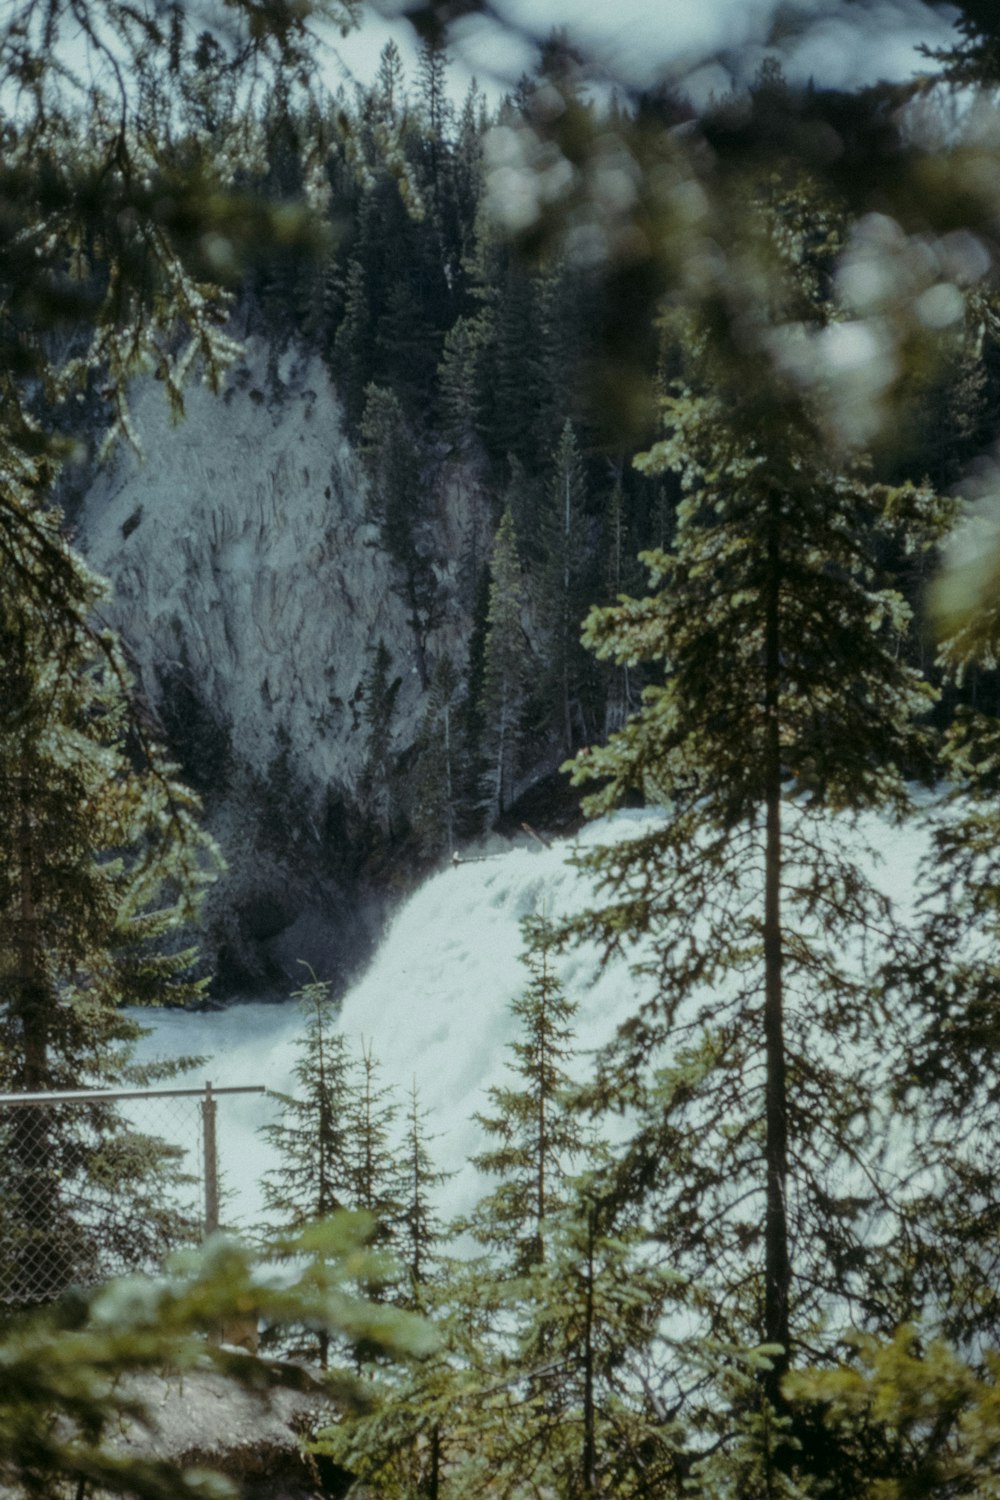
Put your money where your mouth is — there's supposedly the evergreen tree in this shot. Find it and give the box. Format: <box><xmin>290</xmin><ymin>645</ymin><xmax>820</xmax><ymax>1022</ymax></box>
<box><xmin>395</xmin><ymin>1080</ymin><xmax>452</xmax><ymax>1323</ymax></box>
<box><xmin>330</xmin><ymin>256</ymin><xmax>373</xmax><ymax>427</ymax></box>
<box><xmin>261</xmin><ymin>977</ymin><xmax>355</xmax><ymax>1231</ymax></box>
<box><xmin>360</xmin><ymin>386</ymin><xmax>440</xmax><ymax>687</ymax></box>
<box><xmin>924</xmin><ymin>0</ymin><xmax>1000</xmax><ymax>83</ymax></box>
<box><xmin>343</xmin><ymin>1039</ymin><xmax>403</xmax><ymax>1248</ymax></box>
<box><xmin>458</xmin><ymin>924</ymin><xmax>678</xmax><ymax>1497</ymax></box>
<box><xmin>466</xmin><ymin>918</ymin><xmax>584</xmax><ymax>1274</ymax></box>
<box><xmin>536</xmin><ymin>419</ymin><xmax>595</xmax><ymax>753</ymax></box>
<box><xmin>566</xmin><ymin>282</ymin><xmax>946</xmax><ymax>1479</ymax></box>
<box><xmin>0</xmin><ymin>1217</ymin><xmax>431</xmax><ymax>1500</ymax></box>
<box><xmin>601</xmin><ymin>469</ymin><xmax>638</xmax><ymax>735</ymax></box>
<box><xmin>0</xmin><ymin>0</ymin><xmax>343</xmax><ymax>640</ymax></box>
<box><xmin>479</xmin><ymin>508</ymin><xmax>528</xmax><ymax>824</ymax></box>
<box><xmin>408</xmin><ymin>654</ymin><xmax>464</xmax><ymax>858</ymax></box>
<box><xmin>487</xmin><ymin>261</ymin><xmax>547</xmax><ymax>469</ymax></box>
<box><xmin>0</xmin><ymin>552</ymin><xmax>215</xmax><ymax>1301</ymax></box>
<box><xmin>312</xmin><ymin>1080</ymin><xmax>458</xmax><ymax>1499</ymax></box>
<box><xmin>260</xmin><ymin>974</ymin><xmax>357</xmax><ymax>1364</ymax></box>
<box><xmin>415</xmin><ymin>36</ymin><xmax>451</xmax><ymax>148</ymax></box>
<box><xmin>373</xmin><ymin>40</ymin><xmax>407</xmax><ymax>127</ymax></box>
<box><xmin>453</xmin><ymin>78</ymin><xmax>488</xmax><ymax>260</ymax></box>
<box><xmin>506</xmin><ymin>1177</ymin><xmax>681</xmax><ymax>1500</ymax></box>
<box><xmin>437</xmin><ymin>315</ymin><xmax>487</xmax><ymax>451</ymax></box>
<box><xmin>413</xmin><ymin>32</ymin><xmax>452</xmax><ymax>231</ymax></box>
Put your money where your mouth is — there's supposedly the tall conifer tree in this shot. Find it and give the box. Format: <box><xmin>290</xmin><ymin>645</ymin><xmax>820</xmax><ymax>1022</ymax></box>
<box><xmin>568</xmin><ymin>280</ymin><xmax>945</xmax><ymax>1475</ymax></box>
<box><xmin>409</xmin><ymin>654</ymin><xmax>464</xmax><ymax>858</ymax></box>
<box><xmin>261</xmin><ymin>975</ymin><xmax>357</xmax><ymax>1365</ymax></box>
<box><xmin>479</xmin><ymin>508</ymin><xmax>527</xmax><ymax>823</ymax></box>
<box><xmin>466</xmin><ymin>918</ymin><xmax>583</xmax><ymax>1274</ymax></box>
<box><xmin>360</xmin><ymin>386</ymin><xmax>439</xmax><ymax>687</ymax></box>
<box><xmin>0</xmin><ymin>546</ymin><xmax>214</xmax><ymax>1300</ymax></box>
<box><xmin>537</xmin><ymin>419</ymin><xmax>593</xmax><ymax>753</ymax></box>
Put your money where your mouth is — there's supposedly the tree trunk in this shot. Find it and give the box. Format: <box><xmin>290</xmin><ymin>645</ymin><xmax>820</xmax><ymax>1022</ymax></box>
<box><xmin>762</xmin><ymin>496</ymin><xmax>791</xmax><ymax>1408</ymax></box>
<box><xmin>428</xmin><ymin>1422</ymin><xmax>441</xmax><ymax>1500</ymax></box>
<box><xmin>582</xmin><ymin>1205</ymin><xmax>597</xmax><ymax>1496</ymax></box>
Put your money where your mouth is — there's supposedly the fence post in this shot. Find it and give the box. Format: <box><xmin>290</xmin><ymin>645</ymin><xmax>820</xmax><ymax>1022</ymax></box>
<box><xmin>202</xmin><ymin>1080</ymin><xmax>219</xmax><ymax>1237</ymax></box>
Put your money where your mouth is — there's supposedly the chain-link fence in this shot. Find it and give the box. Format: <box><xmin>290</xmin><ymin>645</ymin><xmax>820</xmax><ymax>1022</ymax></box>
<box><xmin>0</xmin><ymin>1082</ymin><xmax>266</xmax><ymax>1306</ymax></box>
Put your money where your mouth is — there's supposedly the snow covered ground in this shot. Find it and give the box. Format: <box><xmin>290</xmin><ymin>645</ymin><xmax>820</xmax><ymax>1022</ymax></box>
<box><xmin>133</xmin><ymin>800</ymin><xmax>935</xmax><ymax>1236</ymax></box>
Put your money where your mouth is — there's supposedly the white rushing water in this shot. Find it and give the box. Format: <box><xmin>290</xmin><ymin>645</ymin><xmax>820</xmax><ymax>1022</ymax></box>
<box><xmin>133</xmin><ymin>802</ymin><xmax>933</xmax><ymax>1235</ymax></box>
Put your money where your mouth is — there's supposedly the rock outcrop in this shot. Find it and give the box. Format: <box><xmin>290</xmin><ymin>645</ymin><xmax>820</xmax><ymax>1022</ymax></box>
<box><xmin>77</xmin><ymin>334</ymin><xmax>486</xmax><ymax>993</ymax></box>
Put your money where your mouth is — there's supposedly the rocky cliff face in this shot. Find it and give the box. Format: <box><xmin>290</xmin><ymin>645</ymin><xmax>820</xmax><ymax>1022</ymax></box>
<box><xmin>78</xmin><ymin>335</ymin><xmax>485</xmax><ymax>995</ymax></box>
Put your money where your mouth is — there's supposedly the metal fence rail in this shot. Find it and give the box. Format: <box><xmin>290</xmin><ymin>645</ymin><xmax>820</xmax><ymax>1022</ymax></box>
<box><xmin>0</xmin><ymin>1081</ymin><xmax>266</xmax><ymax>1306</ymax></box>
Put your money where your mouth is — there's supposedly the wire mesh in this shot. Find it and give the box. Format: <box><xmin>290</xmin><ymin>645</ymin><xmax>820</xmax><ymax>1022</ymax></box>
<box><xmin>0</xmin><ymin>1084</ymin><xmax>266</xmax><ymax>1307</ymax></box>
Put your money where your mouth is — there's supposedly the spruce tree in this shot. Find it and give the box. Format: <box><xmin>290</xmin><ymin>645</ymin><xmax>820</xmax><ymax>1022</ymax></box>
<box><xmin>343</xmin><ymin>1039</ymin><xmax>403</xmax><ymax>1251</ymax></box>
<box><xmin>330</xmin><ymin>256</ymin><xmax>373</xmax><ymax>428</ymax></box>
<box><xmin>466</xmin><ymin>918</ymin><xmax>584</xmax><ymax>1274</ymax></box>
<box><xmin>479</xmin><ymin>507</ymin><xmax>528</xmax><ymax>824</ymax></box>
<box><xmin>459</xmin><ymin>923</ymin><xmax>677</xmax><ymax>1498</ymax></box>
<box><xmin>397</xmin><ymin>1080</ymin><xmax>451</xmax><ymax>1309</ymax></box>
<box><xmin>601</xmin><ymin>470</ymin><xmax>639</xmax><ymax>735</ymax></box>
<box><xmin>536</xmin><ymin>419</ymin><xmax>594</xmax><ymax>754</ymax></box>
<box><xmin>261</xmin><ymin>977</ymin><xmax>355</xmax><ymax>1232</ymax></box>
<box><xmin>0</xmin><ymin>550</ymin><xmax>215</xmax><ymax>1302</ymax></box>
<box><xmin>408</xmin><ymin>654</ymin><xmax>464</xmax><ymax>859</ymax></box>
<box><xmin>360</xmin><ymin>385</ymin><xmax>439</xmax><ymax>687</ymax></box>
<box><xmin>507</xmin><ymin>1176</ymin><xmax>681</xmax><ymax>1500</ymax></box>
<box><xmin>373</xmin><ymin>40</ymin><xmax>407</xmax><ymax>127</ymax></box>
<box><xmin>566</xmin><ymin>281</ymin><xmax>945</xmax><ymax>1475</ymax></box>
<box><xmin>260</xmin><ymin>974</ymin><xmax>357</xmax><ymax>1365</ymax></box>
<box><xmin>311</xmin><ymin>1079</ymin><xmax>459</xmax><ymax>1499</ymax></box>
<box><xmin>437</xmin><ymin>315</ymin><xmax>486</xmax><ymax>451</ymax></box>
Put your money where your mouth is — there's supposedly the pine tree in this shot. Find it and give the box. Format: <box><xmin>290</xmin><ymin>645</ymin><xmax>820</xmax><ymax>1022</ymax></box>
<box><xmin>0</xmin><ymin>552</ymin><xmax>215</xmax><ymax>1302</ymax></box>
<box><xmin>437</xmin><ymin>315</ymin><xmax>486</xmax><ymax>451</ymax></box>
<box><xmin>260</xmin><ymin>974</ymin><xmax>357</xmax><ymax>1365</ymax></box>
<box><xmin>343</xmin><ymin>1039</ymin><xmax>402</xmax><ymax>1249</ymax></box>
<box><xmin>460</xmin><ymin>924</ymin><xmax>678</xmax><ymax>1497</ymax></box>
<box><xmin>360</xmin><ymin>385</ymin><xmax>440</xmax><ymax>687</ymax></box>
<box><xmin>373</xmin><ymin>40</ymin><xmax>407</xmax><ymax>127</ymax></box>
<box><xmin>408</xmin><ymin>654</ymin><xmax>464</xmax><ymax>858</ymax></box>
<box><xmin>397</xmin><ymin>1080</ymin><xmax>451</xmax><ymax>1309</ymax></box>
<box><xmin>479</xmin><ymin>508</ymin><xmax>528</xmax><ymax>824</ymax></box>
<box><xmin>330</xmin><ymin>256</ymin><xmax>373</xmax><ymax>427</ymax></box>
<box><xmin>566</xmin><ymin>278</ymin><xmax>946</xmax><ymax>1477</ymax></box>
<box><xmin>261</xmin><ymin>977</ymin><xmax>355</xmax><ymax>1231</ymax></box>
<box><xmin>536</xmin><ymin>419</ymin><xmax>595</xmax><ymax>754</ymax></box>
<box><xmin>466</xmin><ymin>918</ymin><xmax>584</xmax><ymax>1274</ymax></box>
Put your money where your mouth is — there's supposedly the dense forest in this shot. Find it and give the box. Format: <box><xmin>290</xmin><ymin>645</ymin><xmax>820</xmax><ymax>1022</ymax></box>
<box><xmin>8</xmin><ymin>0</ymin><xmax>1000</xmax><ymax>1497</ymax></box>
